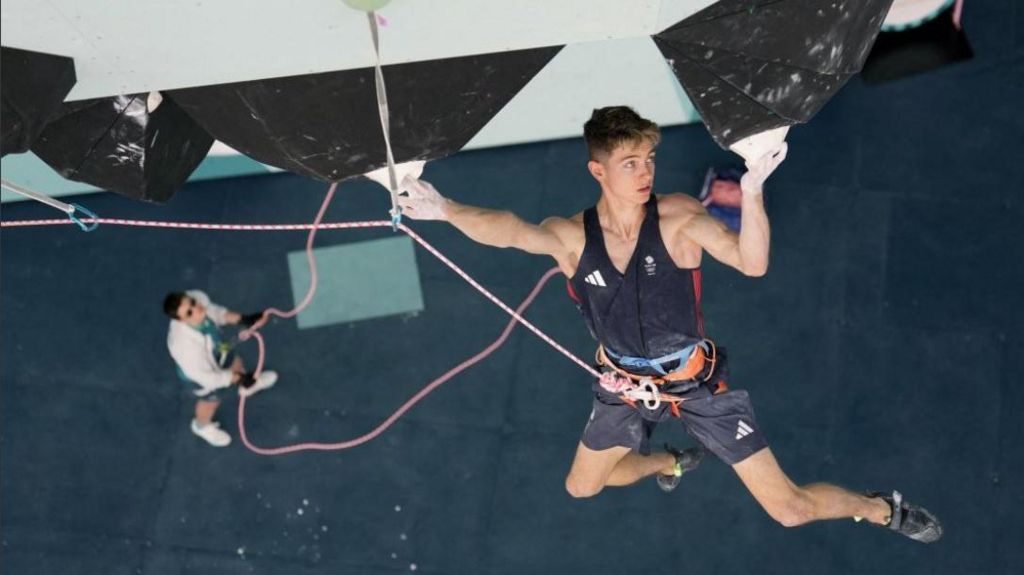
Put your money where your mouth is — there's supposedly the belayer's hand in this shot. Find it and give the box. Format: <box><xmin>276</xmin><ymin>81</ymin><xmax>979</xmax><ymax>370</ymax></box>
<box><xmin>740</xmin><ymin>143</ymin><xmax>788</xmax><ymax>196</ymax></box>
<box><xmin>396</xmin><ymin>176</ymin><xmax>449</xmax><ymax>221</ymax></box>
<box><xmin>239</xmin><ymin>311</ymin><xmax>265</xmax><ymax>328</ymax></box>
<box><xmin>234</xmin><ymin>372</ymin><xmax>256</xmax><ymax>388</ymax></box>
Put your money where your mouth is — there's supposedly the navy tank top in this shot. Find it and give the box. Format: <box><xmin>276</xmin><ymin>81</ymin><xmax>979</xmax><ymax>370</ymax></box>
<box><xmin>568</xmin><ymin>195</ymin><xmax>705</xmax><ymax>368</ymax></box>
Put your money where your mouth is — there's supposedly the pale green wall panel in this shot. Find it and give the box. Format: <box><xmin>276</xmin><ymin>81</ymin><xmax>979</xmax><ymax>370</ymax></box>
<box><xmin>287</xmin><ymin>236</ymin><xmax>424</xmax><ymax>329</ymax></box>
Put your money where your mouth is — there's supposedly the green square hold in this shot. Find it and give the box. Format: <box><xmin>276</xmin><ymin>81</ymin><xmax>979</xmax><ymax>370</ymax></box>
<box><xmin>288</xmin><ymin>236</ymin><xmax>424</xmax><ymax>329</ymax></box>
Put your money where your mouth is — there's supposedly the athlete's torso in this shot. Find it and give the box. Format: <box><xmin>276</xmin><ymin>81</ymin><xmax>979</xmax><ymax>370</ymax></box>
<box><xmin>568</xmin><ymin>195</ymin><xmax>705</xmax><ymax>362</ymax></box>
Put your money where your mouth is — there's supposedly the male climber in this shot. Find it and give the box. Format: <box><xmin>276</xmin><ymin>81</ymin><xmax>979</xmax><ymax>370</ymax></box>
<box><xmin>164</xmin><ymin>290</ymin><xmax>277</xmax><ymax>447</ymax></box>
<box><xmin>394</xmin><ymin>106</ymin><xmax>942</xmax><ymax>542</ymax></box>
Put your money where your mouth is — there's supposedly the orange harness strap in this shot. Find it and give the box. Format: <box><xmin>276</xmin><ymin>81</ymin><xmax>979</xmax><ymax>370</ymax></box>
<box><xmin>596</xmin><ymin>340</ymin><xmax>724</xmax><ymax>418</ymax></box>
<box><xmin>596</xmin><ymin>339</ymin><xmax>717</xmax><ymax>386</ymax></box>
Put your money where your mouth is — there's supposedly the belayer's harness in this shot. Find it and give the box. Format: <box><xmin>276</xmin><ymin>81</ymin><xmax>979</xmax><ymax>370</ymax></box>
<box><xmin>595</xmin><ymin>339</ymin><xmax>727</xmax><ymax>417</ymax></box>
<box><xmin>176</xmin><ymin>320</ymin><xmax>237</xmax><ymax>385</ymax></box>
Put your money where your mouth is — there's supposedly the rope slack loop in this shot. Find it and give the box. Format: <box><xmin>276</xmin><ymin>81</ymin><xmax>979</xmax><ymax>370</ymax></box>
<box><xmin>234</xmin><ymin>182</ymin><xmax>338</xmax><ymax>385</ymax></box>
<box><xmin>238</xmin><ymin>266</ymin><xmax>565</xmax><ymax>455</ymax></box>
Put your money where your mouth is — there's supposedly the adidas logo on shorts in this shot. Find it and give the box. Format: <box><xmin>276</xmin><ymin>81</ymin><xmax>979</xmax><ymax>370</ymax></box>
<box><xmin>735</xmin><ymin>419</ymin><xmax>754</xmax><ymax>440</ymax></box>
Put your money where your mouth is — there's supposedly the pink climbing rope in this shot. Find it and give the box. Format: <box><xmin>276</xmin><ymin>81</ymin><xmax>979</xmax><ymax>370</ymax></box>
<box><xmin>239</xmin><ymin>266</ymin><xmax>566</xmax><ymax>454</ymax></box>
<box><xmin>399</xmin><ymin>224</ymin><xmax>598</xmax><ymax>377</ymax></box>
<box><xmin>2</xmin><ymin>192</ymin><xmax>601</xmax><ymax>455</ymax></box>
<box><xmin>236</xmin><ymin>181</ymin><xmax>339</xmax><ymax>377</ymax></box>
<box><xmin>953</xmin><ymin>0</ymin><xmax>964</xmax><ymax>29</ymax></box>
<box><xmin>0</xmin><ymin>217</ymin><xmax>390</xmax><ymax>231</ymax></box>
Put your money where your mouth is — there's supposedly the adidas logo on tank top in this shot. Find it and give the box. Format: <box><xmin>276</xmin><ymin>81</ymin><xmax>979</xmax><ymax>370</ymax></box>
<box><xmin>584</xmin><ymin>270</ymin><xmax>607</xmax><ymax>287</ymax></box>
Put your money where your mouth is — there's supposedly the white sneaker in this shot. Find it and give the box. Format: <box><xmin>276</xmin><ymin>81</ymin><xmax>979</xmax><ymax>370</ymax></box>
<box><xmin>191</xmin><ymin>419</ymin><xmax>231</xmax><ymax>447</ymax></box>
<box><xmin>238</xmin><ymin>370</ymin><xmax>278</xmax><ymax>398</ymax></box>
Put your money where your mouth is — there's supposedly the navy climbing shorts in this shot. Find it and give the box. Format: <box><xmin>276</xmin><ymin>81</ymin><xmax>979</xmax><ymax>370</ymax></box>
<box><xmin>579</xmin><ymin>351</ymin><xmax>769</xmax><ymax>465</ymax></box>
<box><xmin>581</xmin><ymin>395</ymin><xmax>660</xmax><ymax>455</ymax></box>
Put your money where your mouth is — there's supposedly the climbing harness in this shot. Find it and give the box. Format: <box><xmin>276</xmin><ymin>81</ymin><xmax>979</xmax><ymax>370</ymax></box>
<box><xmin>597</xmin><ymin>339</ymin><xmax>717</xmax><ymax>383</ymax></box>
<box><xmin>596</xmin><ymin>339</ymin><xmax>726</xmax><ymax>418</ymax></box>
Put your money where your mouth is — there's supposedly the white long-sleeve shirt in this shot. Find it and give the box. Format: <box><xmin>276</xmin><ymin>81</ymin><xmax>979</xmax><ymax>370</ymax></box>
<box><xmin>167</xmin><ymin>290</ymin><xmax>234</xmax><ymax>395</ymax></box>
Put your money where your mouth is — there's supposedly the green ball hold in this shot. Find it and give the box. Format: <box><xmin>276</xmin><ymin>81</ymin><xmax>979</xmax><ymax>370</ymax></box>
<box><xmin>342</xmin><ymin>0</ymin><xmax>391</xmax><ymax>12</ymax></box>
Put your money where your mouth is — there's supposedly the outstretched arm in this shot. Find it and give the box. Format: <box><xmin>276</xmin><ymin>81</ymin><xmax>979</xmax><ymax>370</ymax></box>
<box><xmin>223</xmin><ymin>310</ymin><xmax>265</xmax><ymax>327</ymax></box>
<box><xmin>398</xmin><ymin>177</ymin><xmax>574</xmax><ymax>262</ymax></box>
<box><xmin>681</xmin><ymin>145</ymin><xmax>787</xmax><ymax>277</ymax></box>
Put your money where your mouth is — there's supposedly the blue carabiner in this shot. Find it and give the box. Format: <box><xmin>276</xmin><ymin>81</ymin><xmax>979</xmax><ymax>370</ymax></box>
<box><xmin>68</xmin><ymin>203</ymin><xmax>99</xmax><ymax>232</ymax></box>
<box><xmin>390</xmin><ymin>207</ymin><xmax>402</xmax><ymax>231</ymax></box>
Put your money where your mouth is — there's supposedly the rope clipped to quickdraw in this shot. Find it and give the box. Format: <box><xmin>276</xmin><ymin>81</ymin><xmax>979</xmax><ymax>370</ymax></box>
<box><xmin>1</xmin><ymin>179</ymin><xmax>99</xmax><ymax>232</ymax></box>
